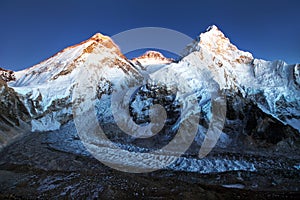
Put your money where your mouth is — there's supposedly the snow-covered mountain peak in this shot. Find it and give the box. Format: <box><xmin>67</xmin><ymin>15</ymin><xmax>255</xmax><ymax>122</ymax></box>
<box><xmin>10</xmin><ymin>32</ymin><xmax>128</xmax><ymax>87</ymax></box>
<box><xmin>206</xmin><ymin>25</ymin><xmax>219</xmax><ymax>32</ymax></box>
<box><xmin>198</xmin><ymin>25</ymin><xmax>253</xmax><ymax>64</ymax></box>
<box><xmin>132</xmin><ymin>51</ymin><xmax>173</xmax><ymax>65</ymax></box>
<box><xmin>183</xmin><ymin>25</ymin><xmax>253</xmax><ymax>66</ymax></box>
<box><xmin>90</xmin><ymin>33</ymin><xmax>111</xmax><ymax>42</ymax></box>
<box><xmin>89</xmin><ymin>33</ymin><xmax>120</xmax><ymax>49</ymax></box>
<box><xmin>201</xmin><ymin>25</ymin><xmax>230</xmax><ymax>47</ymax></box>
<box><xmin>86</xmin><ymin>33</ymin><xmax>124</xmax><ymax>57</ymax></box>
<box><xmin>8</xmin><ymin>31</ymin><xmax>141</xmax><ymax>132</ymax></box>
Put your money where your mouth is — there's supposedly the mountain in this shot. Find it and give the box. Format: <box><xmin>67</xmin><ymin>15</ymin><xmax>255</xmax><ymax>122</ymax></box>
<box><xmin>130</xmin><ymin>25</ymin><xmax>300</xmax><ymax>152</ymax></box>
<box><xmin>2</xmin><ymin>25</ymin><xmax>299</xmax><ymax>149</ymax></box>
<box><xmin>181</xmin><ymin>25</ymin><xmax>300</xmax><ymax>132</ymax></box>
<box><xmin>132</xmin><ymin>50</ymin><xmax>173</xmax><ymax>65</ymax></box>
<box><xmin>0</xmin><ymin>25</ymin><xmax>298</xmax><ymax>164</ymax></box>
<box><xmin>0</xmin><ymin>25</ymin><xmax>299</xmax><ymax>198</ymax></box>
<box><xmin>0</xmin><ymin>79</ymin><xmax>30</xmax><ymax>149</ymax></box>
<box><xmin>9</xmin><ymin>33</ymin><xmax>141</xmax><ymax>132</ymax></box>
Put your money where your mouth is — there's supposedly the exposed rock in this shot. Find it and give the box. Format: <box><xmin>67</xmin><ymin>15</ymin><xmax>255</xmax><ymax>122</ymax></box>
<box><xmin>0</xmin><ymin>79</ymin><xmax>30</xmax><ymax>149</ymax></box>
<box><xmin>0</xmin><ymin>68</ymin><xmax>15</xmax><ymax>82</ymax></box>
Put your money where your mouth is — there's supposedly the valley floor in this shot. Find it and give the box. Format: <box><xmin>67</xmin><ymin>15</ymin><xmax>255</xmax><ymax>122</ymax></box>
<box><xmin>0</xmin><ymin>129</ymin><xmax>299</xmax><ymax>199</ymax></box>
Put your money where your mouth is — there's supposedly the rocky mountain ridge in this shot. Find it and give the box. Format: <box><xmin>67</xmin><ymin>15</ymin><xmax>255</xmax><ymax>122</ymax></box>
<box><xmin>1</xmin><ymin>25</ymin><xmax>299</xmax><ymax>156</ymax></box>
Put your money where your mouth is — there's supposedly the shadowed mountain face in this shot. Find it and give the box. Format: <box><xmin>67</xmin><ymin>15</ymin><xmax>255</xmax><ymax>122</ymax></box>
<box><xmin>0</xmin><ymin>26</ymin><xmax>299</xmax><ymax>198</ymax></box>
<box><xmin>0</xmin><ymin>79</ymin><xmax>30</xmax><ymax>149</ymax></box>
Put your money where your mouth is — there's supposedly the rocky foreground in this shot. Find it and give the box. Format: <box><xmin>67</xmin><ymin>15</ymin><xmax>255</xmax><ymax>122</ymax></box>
<box><xmin>0</xmin><ymin>121</ymin><xmax>299</xmax><ymax>199</ymax></box>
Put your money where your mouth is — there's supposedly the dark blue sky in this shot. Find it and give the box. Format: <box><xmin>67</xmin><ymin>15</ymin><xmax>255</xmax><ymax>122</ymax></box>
<box><xmin>1</xmin><ymin>0</ymin><xmax>299</xmax><ymax>71</ymax></box>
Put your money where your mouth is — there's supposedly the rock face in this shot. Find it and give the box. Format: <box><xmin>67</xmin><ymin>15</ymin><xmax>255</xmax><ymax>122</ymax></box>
<box><xmin>0</xmin><ymin>79</ymin><xmax>30</xmax><ymax>149</ymax></box>
<box><xmin>223</xmin><ymin>90</ymin><xmax>299</xmax><ymax>149</ymax></box>
<box><xmin>0</xmin><ymin>68</ymin><xmax>15</xmax><ymax>82</ymax></box>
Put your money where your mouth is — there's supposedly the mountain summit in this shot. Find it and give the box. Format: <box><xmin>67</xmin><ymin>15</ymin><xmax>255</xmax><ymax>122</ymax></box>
<box><xmin>11</xmin><ymin>32</ymin><xmax>128</xmax><ymax>87</ymax></box>
<box><xmin>185</xmin><ymin>25</ymin><xmax>253</xmax><ymax>65</ymax></box>
<box><xmin>88</xmin><ymin>33</ymin><xmax>124</xmax><ymax>57</ymax></box>
<box><xmin>200</xmin><ymin>25</ymin><xmax>253</xmax><ymax>63</ymax></box>
<box><xmin>132</xmin><ymin>51</ymin><xmax>173</xmax><ymax>65</ymax></box>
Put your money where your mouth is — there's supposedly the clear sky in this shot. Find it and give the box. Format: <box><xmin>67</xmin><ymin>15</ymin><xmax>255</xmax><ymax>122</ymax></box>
<box><xmin>0</xmin><ymin>0</ymin><xmax>299</xmax><ymax>71</ymax></box>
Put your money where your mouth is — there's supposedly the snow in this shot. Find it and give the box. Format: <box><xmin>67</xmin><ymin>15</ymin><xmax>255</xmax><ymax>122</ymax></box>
<box><xmin>2</xmin><ymin>26</ymin><xmax>298</xmax><ymax>175</ymax></box>
<box><xmin>177</xmin><ymin>26</ymin><xmax>300</xmax><ymax>132</ymax></box>
<box><xmin>286</xmin><ymin>118</ymin><xmax>300</xmax><ymax>132</ymax></box>
<box><xmin>294</xmin><ymin>164</ymin><xmax>300</xmax><ymax>170</ymax></box>
<box><xmin>134</xmin><ymin>59</ymin><xmax>170</xmax><ymax>66</ymax></box>
<box><xmin>91</xmin><ymin>33</ymin><xmax>112</xmax><ymax>41</ymax></box>
<box><xmin>7</xmin><ymin>25</ymin><xmax>300</xmax><ymax>136</ymax></box>
<box><xmin>132</xmin><ymin>50</ymin><xmax>173</xmax><ymax>66</ymax></box>
<box><xmin>222</xmin><ymin>184</ymin><xmax>245</xmax><ymax>189</ymax></box>
<box><xmin>8</xmin><ymin>32</ymin><xmax>139</xmax><ymax>132</ymax></box>
<box><xmin>11</xmin><ymin>41</ymin><xmax>93</xmax><ymax>87</ymax></box>
<box><xmin>76</xmin><ymin>137</ymin><xmax>256</xmax><ymax>173</ymax></box>
<box><xmin>131</xmin><ymin>95</ymin><xmax>148</xmax><ymax>114</ymax></box>
<box><xmin>31</xmin><ymin>115</ymin><xmax>61</xmax><ymax>132</ymax></box>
